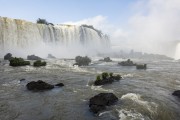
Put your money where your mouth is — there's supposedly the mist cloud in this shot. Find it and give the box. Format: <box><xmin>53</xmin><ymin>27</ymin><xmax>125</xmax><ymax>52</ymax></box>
<box><xmin>64</xmin><ymin>0</ymin><xmax>180</xmax><ymax>59</ymax></box>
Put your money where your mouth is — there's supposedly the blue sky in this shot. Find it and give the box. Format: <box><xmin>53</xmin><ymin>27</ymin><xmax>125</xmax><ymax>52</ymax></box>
<box><xmin>0</xmin><ymin>0</ymin><xmax>137</xmax><ymax>25</ymax></box>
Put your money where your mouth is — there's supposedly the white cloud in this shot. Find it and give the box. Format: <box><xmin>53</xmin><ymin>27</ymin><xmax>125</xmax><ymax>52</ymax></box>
<box><xmin>63</xmin><ymin>0</ymin><xmax>180</xmax><ymax>58</ymax></box>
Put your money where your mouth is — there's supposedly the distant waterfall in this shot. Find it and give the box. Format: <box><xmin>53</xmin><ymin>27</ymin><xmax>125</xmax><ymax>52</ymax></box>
<box><xmin>0</xmin><ymin>17</ymin><xmax>110</xmax><ymax>57</ymax></box>
<box><xmin>175</xmin><ymin>43</ymin><xmax>180</xmax><ymax>60</ymax></box>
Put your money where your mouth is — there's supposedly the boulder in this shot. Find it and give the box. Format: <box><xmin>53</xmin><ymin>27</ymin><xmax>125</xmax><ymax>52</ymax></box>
<box><xmin>89</xmin><ymin>93</ymin><xmax>118</xmax><ymax>113</ymax></box>
<box><xmin>26</xmin><ymin>80</ymin><xmax>54</xmax><ymax>91</ymax></box>
<box><xmin>9</xmin><ymin>57</ymin><xmax>30</xmax><ymax>67</ymax></box>
<box><xmin>55</xmin><ymin>83</ymin><xmax>64</xmax><ymax>87</ymax></box>
<box><xmin>74</xmin><ymin>56</ymin><xmax>91</xmax><ymax>66</ymax></box>
<box><xmin>172</xmin><ymin>90</ymin><xmax>180</xmax><ymax>98</ymax></box>
<box><xmin>118</xmin><ymin>59</ymin><xmax>136</xmax><ymax>66</ymax></box>
<box><xmin>27</xmin><ymin>55</ymin><xmax>42</xmax><ymax>60</ymax></box>
<box><xmin>4</xmin><ymin>53</ymin><xmax>13</xmax><ymax>60</ymax></box>
<box><xmin>136</xmin><ymin>64</ymin><xmax>147</xmax><ymax>69</ymax></box>
<box><xmin>47</xmin><ymin>54</ymin><xmax>56</xmax><ymax>59</ymax></box>
<box><xmin>33</xmin><ymin>60</ymin><xmax>46</xmax><ymax>67</ymax></box>
<box><xmin>94</xmin><ymin>72</ymin><xmax>122</xmax><ymax>86</ymax></box>
<box><xmin>99</xmin><ymin>57</ymin><xmax>112</xmax><ymax>62</ymax></box>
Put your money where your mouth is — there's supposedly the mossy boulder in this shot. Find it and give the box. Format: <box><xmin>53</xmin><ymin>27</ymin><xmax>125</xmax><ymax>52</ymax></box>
<box><xmin>4</xmin><ymin>53</ymin><xmax>13</xmax><ymax>60</ymax></box>
<box><xmin>136</xmin><ymin>64</ymin><xmax>147</xmax><ymax>69</ymax></box>
<box><xmin>33</xmin><ymin>60</ymin><xmax>46</xmax><ymax>67</ymax></box>
<box><xmin>94</xmin><ymin>72</ymin><xmax>122</xmax><ymax>86</ymax></box>
<box><xmin>9</xmin><ymin>57</ymin><xmax>30</xmax><ymax>67</ymax></box>
<box><xmin>118</xmin><ymin>59</ymin><xmax>136</xmax><ymax>66</ymax></box>
<box><xmin>99</xmin><ymin>57</ymin><xmax>112</xmax><ymax>62</ymax></box>
<box><xmin>74</xmin><ymin>56</ymin><xmax>91</xmax><ymax>66</ymax></box>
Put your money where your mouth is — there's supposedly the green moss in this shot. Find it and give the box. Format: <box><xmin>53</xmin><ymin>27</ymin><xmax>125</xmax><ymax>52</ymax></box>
<box><xmin>96</xmin><ymin>75</ymin><xmax>101</xmax><ymax>81</ymax></box>
<box><xmin>101</xmin><ymin>72</ymin><xmax>109</xmax><ymax>79</ymax></box>
<box><xmin>109</xmin><ymin>72</ymin><xmax>113</xmax><ymax>77</ymax></box>
<box><xmin>33</xmin><ymin>60</ymin><xmax>46</xmax><ymax>67</ymax></box>
<box><xmin>9</xmin><ymin>57</ymin><xmax>30</xmax><ymax>67</ymax></box>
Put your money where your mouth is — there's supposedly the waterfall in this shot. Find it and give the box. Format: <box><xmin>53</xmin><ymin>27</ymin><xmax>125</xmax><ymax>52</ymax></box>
<box><xmin>175</xmin><ymin>43</ymin><xmax>180</xmax><ymax>60</ymax></box>
<box><xmin>0</xmin><ymin>17</ymin><xmax>110</xmax><ymax>58</ymax></box>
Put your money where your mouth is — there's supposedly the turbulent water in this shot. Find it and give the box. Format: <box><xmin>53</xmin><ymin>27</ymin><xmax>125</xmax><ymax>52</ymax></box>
<box><xmin>0</xmin><ymin>17</ymin><xmax>109</xmax><ymax>57</ymax></box>
<box><xmin>0</xmin><ymin>58</ymin><xmax>180</xmax><ymax>120</ymax></box>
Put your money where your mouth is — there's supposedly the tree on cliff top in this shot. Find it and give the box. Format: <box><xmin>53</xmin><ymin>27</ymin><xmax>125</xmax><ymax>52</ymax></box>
<box><xmin>37</xmin><ymin>18</ymin><xmax>48</xmax><ymax>25</ymax></box>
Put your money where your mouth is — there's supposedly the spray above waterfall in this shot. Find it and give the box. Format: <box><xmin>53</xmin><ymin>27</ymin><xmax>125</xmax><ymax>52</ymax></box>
<box><xmin>0</xmin><ymin>17</ymin><xmax>110</xmax><ymax>58</ymax></box>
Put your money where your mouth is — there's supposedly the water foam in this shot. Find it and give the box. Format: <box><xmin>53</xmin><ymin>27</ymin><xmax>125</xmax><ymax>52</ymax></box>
<box><xmin>121</xmin><ymin>93</ymin><xmax>158</xmax><ymax>113</ymax></box>
<box><xmin>117</xmin><ymin>109</ymin><xmax>145</xmax><ymax>120</ymax></box>
<box><xmin>91</xmin><ymin>85</ymin><xmax>113</xmax><ymax>92</ymax></box>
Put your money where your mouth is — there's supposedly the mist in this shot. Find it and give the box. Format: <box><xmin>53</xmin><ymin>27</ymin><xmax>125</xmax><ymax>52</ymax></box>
<box><xmin>64</xmin><ymin>0</ymin><xmax>180</xmax><ymax>59</ymax></box>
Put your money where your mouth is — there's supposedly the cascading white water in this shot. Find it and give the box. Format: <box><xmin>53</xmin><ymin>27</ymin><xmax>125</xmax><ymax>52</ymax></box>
<box><xmin>175</xmin><ymin>42</ymin><xmax>180</xmax><ymax>60</ymax></box>
<box><xmin>0</xmin><ymin>17</ymin><xmax>110</xmax><ymax>58</ymax></box>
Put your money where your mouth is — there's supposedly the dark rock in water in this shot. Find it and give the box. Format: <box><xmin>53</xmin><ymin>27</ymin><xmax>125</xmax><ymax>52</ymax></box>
<box><xmin>94</xmin><ymin>72</ymin><xmax>122</xmax><ymax>86</ymax></box>
<box><xmin>136</xmin><ymin>64</ymin><xmax>147</xmax><ymax>69</ymax></box>
<box><xmin>26</xmin><ymin>80</ymin><xmax>54</xmax><ymax>91</ymax></box>
<box><xmin>33</xmin><ymin>60</ymin><xmax>46</xmax><ymax>67</ymax></box>
<box><xmin>113</xmin><ymin>75</ymin><xmax>122</xmax><ymax>80</ymax></box>
<box><xmin>47</xmin><ymin>54</ymin><xmax>56</xmax><ymax>59</ymax></box>
<box><xmin>4</xmin><ymin>53</ymin><xmax>13</xmax><ymax>60</ymax></box>
<box><xmin>20</xmin><ymin>78</ymin><xmax>26</xmax><ymax>82</ymax></box>
<box><xmin>27</xmin><ymin>55</ymin><xmax>42</xmax><ymax>60</ymax></box>
<box><xmin>89</xmin><ymin>93</ymin><xmax>118</xmax><ymax>113</ymax></box>
<box><xmin>9</xmin><ymin>57</ymin><xmax>30</xmax><ymax>67</ymax></box>
<box><xmin>172</xmin><ymin>90</ymin><xmax>180</xmax><ymax>98</ymax></box>
<box><xmin>118</xmin><ymin>59</ymin><xmax>136</xmax><ymax>66</ymax></box>
<box><xmin>55</xmin><ymin>83</ymin><xmax>64</xmax><ymax>87</ymax></box>
<box><xmin>74</xmin><ymin>56</ymin><xmax>91</xmax><ymax>66</ymax></box>
<box><xmin>99</xmin><ymin>57</ymin><xmax>112</xmax><ymax>62</ymax></box>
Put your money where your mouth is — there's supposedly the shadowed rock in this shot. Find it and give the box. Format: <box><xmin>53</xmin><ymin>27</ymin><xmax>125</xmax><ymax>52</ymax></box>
<box><xmin>27</xmin><ymin>55</ymin><xmax>42</xmax><ymax>60</ymax></box>
<box><xmin>26</xmin><ymin>80</ymin><xmax>54</xmax><ymax>91</ymax></box>
<box><xmin>172</xmin><ymin>90</ymin><xmax>180</xmax><ymax>98</ymax></box>
<box><xmin>89</xmin><ymin>93</ymin><xmax>118</xmax><ymax>113</ymax></box>
<box><xmin>4</xmin><ymin>53</ymin><xmax>13</xmax><ymax>60</ymax></box>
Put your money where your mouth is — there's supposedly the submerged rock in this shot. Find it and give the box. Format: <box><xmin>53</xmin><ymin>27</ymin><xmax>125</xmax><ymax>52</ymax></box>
<box><xmin>9</xmin><ymin>57</ymin><xmax>30</xmax><ymax>67</ymax></box>
<box><xmin>26</xmin><ymin>80</ymin><xmax>54</xmax><ymax>91</ymax></box>
<box><xmin>4</xmin><ymin>53</ymin><xmax>13</xmax><ymax>60</ymax></box>
<box><xmin>27</xmin><ymin>55</ymin><xmax>42</xmax><ymax>60</ymax></box>
<box><xmin>89</xmin><ymin>93</ymin><xmax>118</xmax><ymax>113</ymax></box>
<box><xmin>20</xmin><ymin>78</ymin><xmax>26</xmax><ymax>82</ymax></box>
<box><xmin>136</xmin><ymin>64</ymin><xmax>147</xmax><ymax>69</ymax></box>
<box><xmin>74</xmin><ymin>56</ymin><xmax>91</xmax><ymax>66</ymax></box>
<box><xmin>94</xmin><ymin>72</ymin><xmax>122</xmax><ymax>86</ymax></box>
<box><xmin>172</xmin><ymin>90</ymin><xmax>180</xmax><ymax>98</ymax></box>
<box><xmin>99</xmin><ymin>57</ymin><xmax>112</xmax><ymax>62</ymax></box>
<box><xmin>118</xmin><ymin>59</ymin><xmax>136</xmax><ymax>66</ymax></box>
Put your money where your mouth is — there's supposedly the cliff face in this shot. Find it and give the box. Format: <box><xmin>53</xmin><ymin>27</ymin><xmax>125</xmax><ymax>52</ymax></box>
<box><xmin>0</xmin><ymin>17</ymin><xmax>110</xmax><ymax>55</ymax></box>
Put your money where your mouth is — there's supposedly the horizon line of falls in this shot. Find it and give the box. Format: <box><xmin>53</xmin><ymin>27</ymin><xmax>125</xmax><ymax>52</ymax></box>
<box><xmin>0</xmin><ymin>17</ymin><xmax>110</xmax><ymax>58</ymax></box>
